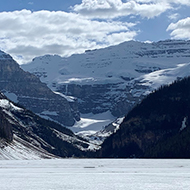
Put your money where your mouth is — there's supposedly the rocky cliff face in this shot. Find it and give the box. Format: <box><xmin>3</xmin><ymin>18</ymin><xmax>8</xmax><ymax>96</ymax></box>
<box><xmin>0</xmin><ymin>93</ymin><xmax>13</xmax><ymax>142</ymax></box>
<box><xmin>57</xmin><ymin>83</ymin><xmax>134</xmax><ymax>116</ymax></box>
<box><xmin>0</xmin><ymin>51</ymin><xmax>80</xmax><ymax>126</ymax></box>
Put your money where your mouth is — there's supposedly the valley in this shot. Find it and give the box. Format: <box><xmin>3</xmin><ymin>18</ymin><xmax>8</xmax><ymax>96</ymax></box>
<box><xmin>0</xmin><ymin>40</ymin><xmax>190</xmax><ymax>158</ymax></box>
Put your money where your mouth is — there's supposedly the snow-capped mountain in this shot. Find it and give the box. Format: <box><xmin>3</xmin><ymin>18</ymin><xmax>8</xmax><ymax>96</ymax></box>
<box><xmin>0</xmin><ymin>50</ymin><xmax>80</xmax><ymax>127</ymax></box>
<box><xmin>22</xmin><ymin>40</ymin><xmax>190</xmax><ymax>138</ymax></box>
<box><xmin>0</xmin><ymin>92</ymin><xmax>95</xmax><ymax>159</ymax></box>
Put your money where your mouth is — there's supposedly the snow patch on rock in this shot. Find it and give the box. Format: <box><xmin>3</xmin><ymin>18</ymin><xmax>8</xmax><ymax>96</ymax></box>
<box><xmin>180</xmin><ymin>117</ymin><xmax>187</xmax><ymax>131</ymax></box>
<box><xmin>0</xmin><ymin>99</ymin><xmax>23</xmax><ymax>111</ymax></box>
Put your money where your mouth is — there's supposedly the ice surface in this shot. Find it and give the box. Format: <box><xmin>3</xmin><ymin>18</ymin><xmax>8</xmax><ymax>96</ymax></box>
<box><xmin>0</xmin><ymin>159</ymin><xmax>190</xmax><ymax>190</ymax></box>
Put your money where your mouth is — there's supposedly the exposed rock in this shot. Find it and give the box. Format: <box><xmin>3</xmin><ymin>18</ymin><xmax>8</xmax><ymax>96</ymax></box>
<box><xmin>0</xmin><ymin>93</ymin><xmax>13</xmax><ymax>142</ymax></box>
<box><xmin>0</xmin><ymin>51</ymin><xmax>80</xmax><ymax>126</ymax></box>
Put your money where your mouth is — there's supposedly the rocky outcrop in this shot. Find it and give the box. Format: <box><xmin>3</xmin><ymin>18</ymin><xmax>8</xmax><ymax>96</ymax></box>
<box><xmin>0</xmin><ymin>113</ymin><xmax>13</xmax><ymax>142</ymax></box>
<box><xmin>0</xmin><ymin>51</ymin><xmax>80</xmax><ymax>126</ymax></box>
<box><xmin>0</xmin><ymin>93</ymin><xmax>13</xmax><ymax>142</ymax></box>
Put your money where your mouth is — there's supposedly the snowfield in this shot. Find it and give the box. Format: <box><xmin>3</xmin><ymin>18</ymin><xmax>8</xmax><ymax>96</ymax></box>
<box><xmin>72</xmin><ymin>111</ymin><xmax>116</xmax><ymax>135</ymax></box>
<box><xmin>0</xmin><ymin>159</ymin><xmax>189</xmax><ymax>190</ymax></box>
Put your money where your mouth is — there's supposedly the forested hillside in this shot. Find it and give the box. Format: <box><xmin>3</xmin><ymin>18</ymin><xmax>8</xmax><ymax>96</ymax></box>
<box><xmin>99</xmin><ymin>77</ymin><xmax>190</xmax><ymax>158</ymax></box>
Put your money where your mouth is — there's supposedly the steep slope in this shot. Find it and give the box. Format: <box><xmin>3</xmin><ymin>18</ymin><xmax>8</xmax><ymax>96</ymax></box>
<box><xmin>99</xmin><ymin>77</ymin><xmax>190</xmax><ymax>158</ymax></box>
<box><xmin>0</xmin><ymin>136</ymin><xmax>55</xmax><ymax>160</ymax></box>
<box><xmin>22</xmin><ymin>40</ymin><xmax>190</xmax><ymax>137</ymax></box>
<box><xmin>0</xmin><ymin>92</ymin><xmax>92</xmax><ymax>159</ymax></box>
<box><xmin>0</xmin><ymin>50</ymin><xmax>79</xmax><ymax>126</ymax></box>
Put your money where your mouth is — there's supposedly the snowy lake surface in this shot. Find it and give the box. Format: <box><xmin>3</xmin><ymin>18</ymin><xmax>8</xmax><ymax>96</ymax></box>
<box><xmin>0</xmin><ymin>159</ymin><xmax>190</xmax><ymax>190</ymax></box>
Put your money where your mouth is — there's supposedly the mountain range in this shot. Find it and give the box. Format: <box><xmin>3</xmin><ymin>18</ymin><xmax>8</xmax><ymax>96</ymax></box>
<box><xmin>22</xmin><ymin>40</ymin><xmax>190</xmax><ymax>139</ymax></box>
<box><xmin>0</xmin><ymin>39</ymin><xmax>190</xmax><ymax>159</ymax></box>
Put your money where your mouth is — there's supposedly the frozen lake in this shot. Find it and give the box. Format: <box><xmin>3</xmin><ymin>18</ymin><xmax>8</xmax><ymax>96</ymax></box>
<box><xmin>0</xmin><ymin>159</ymin><xmax>190</xmax><ymax>190</ymax></box>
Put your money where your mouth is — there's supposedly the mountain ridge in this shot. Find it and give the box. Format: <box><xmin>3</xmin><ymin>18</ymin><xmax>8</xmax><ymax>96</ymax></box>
<box><xmin>22</xmin><ymin>39</ymin><xmax>190</xmax><ymax>138</ymax></box>
<box><xmin>0</xmin><ymin>50</ymin><xmax>80</xmax><ymax>126</ymax></box>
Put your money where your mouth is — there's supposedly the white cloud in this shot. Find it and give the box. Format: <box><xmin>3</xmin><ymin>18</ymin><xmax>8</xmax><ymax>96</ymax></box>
<box><xmin>0</xmin><ymin>10</ymin><xmax>137</xmax><ymax>64</ymax></box>
<box><xmin>166</xmin><ymin>0</ymin><xmax>190</xmax><ymax>5</ymax></box>
<box><xmin>1</xmin><ymin>1</ymin><xmax>190</xmax><ymax>64</ymax></box>
<box><xmin>167</xmin><ymin>17</ymin><xmax>190</xmax><ymax>39</ymax></box>
<box><xmin>73</xmin><ymin>0</ymin><xmax>171</xmax><ymax>19</ymax></box>
<box><xmin>137</xmin><ymin>0</ymin><xmax>190</xmax><ymax>4</ymax></box>
<box><xmin>73</xmin><ymin>0</ymin><xmax>190</xmax><ymax>19</ymax></box>
<box><xmin>168</xmin><ymin>13</ymin><xmax>180</xmax><ymax>21</ymax></box>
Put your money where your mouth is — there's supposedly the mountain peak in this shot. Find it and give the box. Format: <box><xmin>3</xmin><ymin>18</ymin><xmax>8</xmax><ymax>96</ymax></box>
<box><xmin>0</xmin><ymin>50</ymin><xmax>13</xmax><ymax>60</ymax></box>
<box><xmin>0</xmin><ymin>50</ymin><xmax>80</xmax><ymax>126</ymax></box>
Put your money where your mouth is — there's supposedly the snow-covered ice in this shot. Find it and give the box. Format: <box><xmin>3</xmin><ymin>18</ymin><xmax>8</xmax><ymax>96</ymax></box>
<box><xmin>0</xmin><ymin>159</ymin><xmax>190</xmax><ymax>190</ymax></box>
<box><xmin>180</xmin><ymin>117</ymin><xmax>187</xmax><ymax>131</ymax></box>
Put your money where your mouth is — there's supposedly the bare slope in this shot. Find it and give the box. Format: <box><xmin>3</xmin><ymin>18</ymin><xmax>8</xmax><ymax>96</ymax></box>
<box><xmin>0</xmin><ymin>92</ymin><xmax>92</xmax><ymax>159</ymax></box>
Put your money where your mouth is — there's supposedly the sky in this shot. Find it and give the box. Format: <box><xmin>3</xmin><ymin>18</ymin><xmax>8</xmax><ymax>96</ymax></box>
<box><xmin>0</xmin><ymin>0</ymin><xmax>190</xmax><ymax>64</ymax></box>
